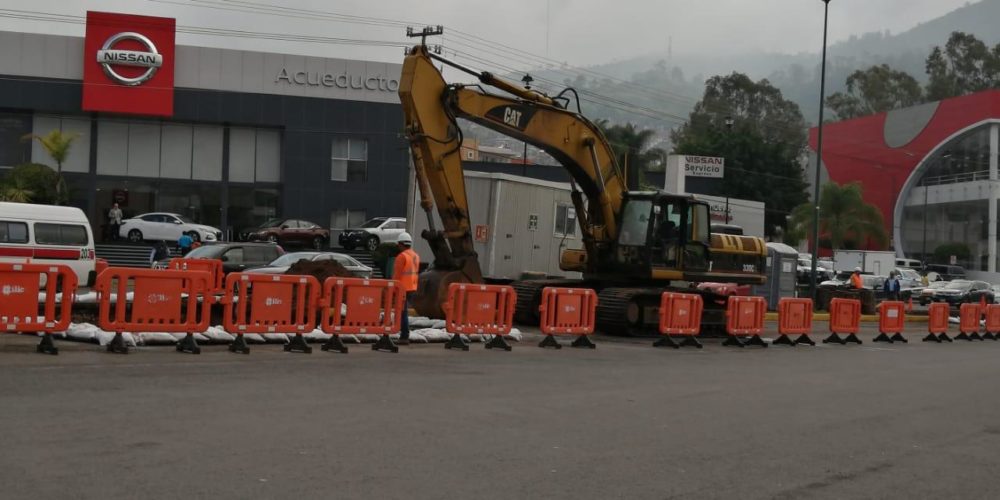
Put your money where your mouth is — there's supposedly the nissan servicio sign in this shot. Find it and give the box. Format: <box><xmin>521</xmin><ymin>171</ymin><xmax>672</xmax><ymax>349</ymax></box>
<box><xmin>82</xmin><ymin>12</ymin><xmax>176</xmax><ymax>117</ymax></box>
<box><xmin>682</xmin><ymin>156</ymin><xmax>725</xmax><ymax>178</ymax></box>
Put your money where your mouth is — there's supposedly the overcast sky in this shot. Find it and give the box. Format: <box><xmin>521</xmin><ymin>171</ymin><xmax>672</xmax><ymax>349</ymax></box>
<box><xmin>0</xmin><ymin>0</ymin><xmax>976</xmax><ymax>66</ymax></box>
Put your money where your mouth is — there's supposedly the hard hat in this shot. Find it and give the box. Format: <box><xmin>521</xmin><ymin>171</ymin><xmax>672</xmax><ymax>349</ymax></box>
<box><xmin>854</xmin><ymin>267</ymin><xmax>862</xmax><ymax>272</ymax></box>
<box><xmin>397</xmin><ymin>232</ymin><xmax>413</xmax><ymax>245</ymax></box>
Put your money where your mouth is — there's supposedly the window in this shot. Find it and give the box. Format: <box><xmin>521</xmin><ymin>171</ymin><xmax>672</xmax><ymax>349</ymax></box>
<box><xmin>0</xmin><ymin>221</ymin><xmax>28</xmax><ymax>244</ymax></box>
<box><xmin>223</xmin><ymin>248</ymin><xmax>244</xmax><ymax>264</ymax></box>
<box><xmin>331</xmin><ymin>138</ymin><xmax>368</xmax><ymax>182</ymax></box>
<box><xmin>554</xmin><ymin>203</ymin><xmax>577</xmax><ymax>237</ymax></box>
<box><xmin>33</xmin><ymin>223</ymin><xmax>88</xmax><ymax>246</ymax></box>
<box><xmin>244</xmin><ymin>246</ymin><xmax>274</xmax><ymax>263</ymax></box>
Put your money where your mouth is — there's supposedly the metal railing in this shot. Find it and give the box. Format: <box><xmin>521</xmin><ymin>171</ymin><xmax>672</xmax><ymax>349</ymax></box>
<box><xmin>920</xmin><ymin>170</ymin><xmax>991</xmax><ymax>186</ymax></box>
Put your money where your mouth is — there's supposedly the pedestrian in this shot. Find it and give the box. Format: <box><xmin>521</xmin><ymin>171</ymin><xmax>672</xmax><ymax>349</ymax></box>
<box><xmin>392</xmin><ymin>232</ymin><xmax>419</xmax><ymax>345</ymax></box>
<box><xmin>884</xmin><ymin>271</ymin><xmax>901</xmax><ymax>301</ymax></box>
<box><xmin>178</xmin><ymin>233</ymin><xmax>194</xmax><ymax>255</ymax></box>
<box><xmin>108</xmin><ymin>203</ymin><xmax>123</xmax><ymax>241</ymax></box>
<box><xmin>150</xmin><ymin>240</ymin><xmax>170</xmax><ymax>268</ymax></box>
<box><xmin>850</xmin><ymin>267</ymin><xmax>864</xmax><ymax>289</ymax></box>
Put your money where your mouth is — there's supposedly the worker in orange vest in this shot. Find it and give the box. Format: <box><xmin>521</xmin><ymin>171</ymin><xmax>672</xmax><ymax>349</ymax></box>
<box><xmin>393</xmin><ymin>232</ymin><xmax>420</xmax><ymax>345</ymax></box>
<box><xmin>850</xmin><ymin>267</ymin><xmax>864</xmax><ymax>289</ymax></box>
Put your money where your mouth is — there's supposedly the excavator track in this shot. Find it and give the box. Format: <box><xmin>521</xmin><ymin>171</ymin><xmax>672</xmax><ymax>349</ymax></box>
<box><xmin>596</xmin><ymin>287</ymin><xmax>729</xmax><ymax>337</ymax></box>
<box><xmin>512</xmin><ymin>279</ymin><xmax>588</xmax><ymax>325</ymax></box>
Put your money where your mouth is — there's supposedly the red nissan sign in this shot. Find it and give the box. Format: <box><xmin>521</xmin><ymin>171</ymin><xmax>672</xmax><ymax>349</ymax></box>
<box><xmin>82</xmin><ymin>11</ymin><xmax>176</xmax><ymax>117</ymax></box>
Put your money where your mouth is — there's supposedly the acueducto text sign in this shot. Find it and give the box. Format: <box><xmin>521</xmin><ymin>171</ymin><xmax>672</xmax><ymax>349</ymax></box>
<box><xmin>82</xmin><ymin>11</ymin><xmax>176</xmax><ymax>117</ymax></box>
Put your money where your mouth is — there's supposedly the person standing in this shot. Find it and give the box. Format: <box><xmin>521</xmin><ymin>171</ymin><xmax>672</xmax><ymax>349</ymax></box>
<box><xmin>393</xmin><ymin>232</ymin><xmax>420</xmax><ymax>345</ymax></box>
<box><xmin>177</xmin><ymin>233</ymin><xmax>194</xmax><ymax>255</ymax></box>
<box><xmin>884</xmin><ymin>271</ymin><xmax>901</xmax><ymax>301</ymax></box>
<box><xmin>850</xmin><ymin>267</ymin><xmax>864</xmax><ymax>289</ymax></box>
<box><xmin>108</xmin><ymin>203</ymin><xmax>123</xmax><ymax>241</ymax></box>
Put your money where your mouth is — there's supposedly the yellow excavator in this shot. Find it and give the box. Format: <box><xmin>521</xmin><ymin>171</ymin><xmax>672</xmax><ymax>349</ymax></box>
<box><xmin>399</xmin><ymin>40</ymin><xmax>767</xmax><ymax>335</ymax></box>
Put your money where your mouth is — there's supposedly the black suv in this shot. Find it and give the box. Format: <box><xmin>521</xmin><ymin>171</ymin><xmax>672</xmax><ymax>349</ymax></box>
<box><xmin>183</xmin><ymin>242</ymin><xmax>284</xmax><ymax>274</ymax></box>
<box><xmin>924</xmin><ymin>264</ymin><xmax>967</xmax><ymax>281</ymax></box>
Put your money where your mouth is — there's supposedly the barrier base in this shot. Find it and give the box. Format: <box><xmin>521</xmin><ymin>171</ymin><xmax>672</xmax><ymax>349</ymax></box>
<box><xmin>922</xmin><ymin>332</ymin><xmax>952</xmax><ymax>343</ymax></box>
<box><xmin>874</xmin><ymin>332</ymin><xmax>908</xmax><ymax>344</ymax></box>
<box><xmin>36</xmin><ymin>333</ymin><xmax>58</xmax><ymax>355</ymax></box>
<box><xmin>539</xmin><ymin>334</ymin><xmax>563</xmax><ymax>349</ymax></box>
<box><xmin>229</xmin><ymin>334</ymin><xmax>251</xmax><ymax>354</ymax></box>
<box><xmin>795</xmin><ymin>334</ymin><xmax>816</xmax><ymax>346</ymax></box>
<box><xmin>822</xmin><ymin>333</ymin><xmax>862</xmax><ymax>345</ymax></box>
<box><xmin>372</xmin><ymin>334</ymin><xmax>399</xmax><ymax>353</ymax></box>
<box><xmin>107</xmin><ymin>332</ymin><xmax>129</xmax><ymax>354</ymax></box>
<box><xmin>571</xmin><ymin>335</ymin><xmax>597</xmax><ymax>349</ymax></box>
<box><xmin>321</xmin><ymin>335</ymin><xmax>349</xmax><ymax>354</ymax></box>
<box><xmin>485</xmin><ymin>334</ymin><xmax>512</xmax><ymax>351</ymax></box>
<box><xmin>955</xmin><ymin>332</ymin><xmax>983</xmax><ymax>341</ymax></box>
<box><xmin>654</xmin><ymin>335</ymin><xmax>702</xmax><ymax>349</ymax></box>
<box><xmin>176</xmin><ymin>332</ymin><xmax>201</xmax><ymax>354</ymax></box>
<box><xmin>445</xmin><ymin>333</ymin><xmax>469</xmax><ymax>351</ymax></box>
<box><xmin>284</xmin><ymin>333</ymin><xmax>313</xmax><ymax>354</ymax></box>
<box><xmin>653</xmin><ymin>335</ymin><xmax>680</xmax><ymax>349</ymax></box>
<box><xmin>984</xmin><ymin>332</ymin><xmax>998</xmax><ymax>341</ymax></box>
<box><xmin>723</xmin><ymin>335</ymin><xmax>767</xmax><ymax>348</ymax></box>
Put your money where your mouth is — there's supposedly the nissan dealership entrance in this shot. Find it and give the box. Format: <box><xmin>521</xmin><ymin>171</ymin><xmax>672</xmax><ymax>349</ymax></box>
<box><xmin>0</xmin><ymin>10</ymin><xmax>408</xmax><ymax>241</ymax></box>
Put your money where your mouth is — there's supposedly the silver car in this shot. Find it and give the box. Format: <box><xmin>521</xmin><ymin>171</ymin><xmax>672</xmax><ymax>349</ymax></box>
<box><xmin>245</xmin><ymin>251</ymin><xmax>372</xmax><ymax>278</ymax></box>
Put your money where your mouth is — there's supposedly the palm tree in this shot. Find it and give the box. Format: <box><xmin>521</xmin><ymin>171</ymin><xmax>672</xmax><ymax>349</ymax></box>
<box><xmin>0</xmin><ymin>176</ymin><xmax>34</xmax><ymax>203</ymax></box>
<box><xmin>787</xmin><ymin>182</ymin><xmax>888</xmax><ymax>250</ymax></box>
<box><xmin>22</xmin><ymin>130</ymin><xmax>77</xmax><ymax>205</ymax></box>
<box><xmin>597</xmin><ymin>121</ymin><xmax>662</xmax><ymax>190</ymax></box>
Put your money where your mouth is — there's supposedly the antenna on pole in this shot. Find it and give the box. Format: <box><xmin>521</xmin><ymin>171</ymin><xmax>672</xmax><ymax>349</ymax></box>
<box><xmin>406</xmin><ymin>25</ymin><xmax>444</xmax><ymax>46</ymax></box>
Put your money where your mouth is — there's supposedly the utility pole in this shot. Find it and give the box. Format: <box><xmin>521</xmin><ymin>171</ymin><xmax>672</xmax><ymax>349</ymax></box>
<box><xmin>809</xmin><ymin>0</ymin><xmax>831</xmax><ymax>301</ymax></box>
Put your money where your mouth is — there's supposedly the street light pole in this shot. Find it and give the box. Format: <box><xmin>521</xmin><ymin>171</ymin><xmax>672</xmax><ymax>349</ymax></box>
<box><xmin>809</xmin><ymin>0</ymin><xmax>831</xmax><ymax>301</ymax></box>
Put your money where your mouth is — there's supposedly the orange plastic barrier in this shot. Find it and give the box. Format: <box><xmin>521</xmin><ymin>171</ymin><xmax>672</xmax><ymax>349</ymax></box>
<box><xmin>774</xmin><ymin>298</ymin><xmax>815</xmax><ymax>346</ymax></box>
<box><xmin>874</xmin><ymin>301</ymin><xmax>907</xmax><ymax>343</ymax></box>
<box><xmin>923</xmin><ymin>302</ymin><xmax>952</xmax><ymax>343</ymax></box>
<box><xmin>320</xmin><ymin>277</ymin><xmax>404</xmax><ymax>353</ymax></box>
<box><xmin>655</xmin><ymin>292</ymin><xmax>704</xmax><ymax>349</ymax></box>
<box><xmin>0</xmin><ymin>263</ymin><xmax>77</xmax><ymax>355</ymax></box>
<box><xmin>96</xmin><ymin>267</ymin><xmax>211</xmax><ymax>354</ymax></box>
<box><xmin>723</xmin><ymin>296</ymin><xmax>767</xmax><ymax>348</ymax></box>
<box><xmin>538</xmin><ymin>287</ymin><xmax>598</xmax><ymax>349</ymax></box>
<box><xmin>984</xmin><ymin>304</ymin><xmax>1000</xmax><ymax>341</ymax></box>
<box><xmin>442</xmin><ymin>283</ymin><xmax>516</xmax><ymax>351</ymax></box>
<box><xmin>955</xmin><ymin>303</ymin><xmax>984</xmax><ymax>341</ymax></box>
<box><xmin>168</xmin><ymin>258</ymin><xmax>225</xmax><ymax>297</ymax></box>
<box><xmin>221</xmin><ymin>273</ymin><xmax>320</xmax><ymax>354</ymax></box>
<box><xmin>823</xmin><ymin>298</ymin><xmax>862</xmax><ymax>345</ymax></box>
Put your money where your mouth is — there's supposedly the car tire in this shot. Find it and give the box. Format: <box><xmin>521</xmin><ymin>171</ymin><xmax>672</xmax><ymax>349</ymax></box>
<box><xmin>267</xmin><ymin>234</ymin><xmax>278</xmax><ymax>244</ymax></box>
<box><xmin>128</xmin><ymin>229</ymin><xmax>143</xmax><ymax>243</ymax></box>
<box><xmin>185</xmin><ymin>231</ymin><xmax>200</xmax><ymax>243</ymax></box>
<box><xmin>312</xmin><ymin>236</ymin><xmax>325</xmax><ymax>250</ymax></box>
<box><xmin>365</xmin><ymin>235</ymin><xmax>379</xmax><ymax>252</ymax></box>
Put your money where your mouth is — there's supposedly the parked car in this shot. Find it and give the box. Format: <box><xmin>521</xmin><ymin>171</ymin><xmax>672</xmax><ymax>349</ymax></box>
<box><xmin>926</xmin><ymin>280</ymin><xmax>994</xmax><ymax>306</ymax></box>
<box><xmin>0</xmin><ymin>201</ymin><xmax>97</xmax><ymax>286</ymax></box>
<box><xmin>918</xmin><ymin>281</ymin><xmax>950</xmax><ymax>305</ymax></box>
<box><xmin>896</xmin><ymin>258</ymin><xmax>923</xmax><ymax>269</ymax></box>
<box><xmin>923</xmin><ymin>264</ymin><xmax>967</xmax><ymax>282</ymax></box>
<box><xmin>120</xmin><ymin>212</ymin><xmax>221</xmax><ymax>244</ymax></box>
<box><xmin>245</xmin><ymin>251</ymin><xmax>372</xmax><ymax>278</ymax></box>
<box><xmin>992</xmin><ymin>284</ymin><xmax>1000</xmax><ymax>304</ymax></box>
<box><xmin>338</xmin><ymin>217</ymin><xmax>407</xmax><ymax>251</ymax></box>
<box><xmin>797</xmin><ymin>258</ymin><xmax>834</xmax><ymax>284</ymax></box>
<box><xmin>181</xmin><ymin>242</ymin><xmax>283</xmax><ymax>274</ymax></box>
<box><xmin>243</xmin><ymin>219</ymin><xmax>329</xmax><ymax>249</ymax></box>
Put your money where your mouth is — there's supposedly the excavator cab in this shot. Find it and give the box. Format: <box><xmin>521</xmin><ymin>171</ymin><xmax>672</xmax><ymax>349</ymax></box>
<box><xmin>613</xmin><ymin>192</ymin><xmax>712</xmax><ymax>280</ymax></box>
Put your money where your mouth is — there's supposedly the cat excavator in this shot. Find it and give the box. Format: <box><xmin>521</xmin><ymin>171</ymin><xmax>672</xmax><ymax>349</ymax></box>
<box><xmin>398</xmin><ymin>39</ymin><xmax>767</xmax><ymax>335</ymax></box>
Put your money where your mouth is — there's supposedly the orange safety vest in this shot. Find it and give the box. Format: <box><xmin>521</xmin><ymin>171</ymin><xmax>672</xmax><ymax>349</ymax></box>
<box><xmin>850</xmin><ymin>273</ymin><xmax>864</xmax><ymax>289</ymax></box>
<box><xmin>394</xmin><ymin>248</ymin><xmax>420</xmax><ymax>292</ymax></box>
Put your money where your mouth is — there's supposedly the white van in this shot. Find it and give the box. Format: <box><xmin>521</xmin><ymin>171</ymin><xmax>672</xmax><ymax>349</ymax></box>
<box><xmin>895</xmin><ymin>258</ymin><xmax>922</xmax><ymax>269</ymax></box>
<box><xmin>0</xmin><ymin>202</ymin><xmax>97</xmax><ymax>286</ymax></box>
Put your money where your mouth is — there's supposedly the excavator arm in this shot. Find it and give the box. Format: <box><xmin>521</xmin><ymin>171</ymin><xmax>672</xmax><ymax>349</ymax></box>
<box><xmin>399</xmin><ymin>44</ymin><xmax>627</xmax><ymax>316</ymax></box>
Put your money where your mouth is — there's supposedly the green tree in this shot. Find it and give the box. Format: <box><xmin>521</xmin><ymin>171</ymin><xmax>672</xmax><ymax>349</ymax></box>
<box><xmin>671</xmin><ymin>72</ymin><xmax>809</xmax><ymax>237</ymax></box>
<box><xmin>826</xmin><ymin>64</ymin><xmax>924</xmax><ymax>120</ymax></box>
<box><xmin>0</xmin><ymin>163</ymin><xmax>65</xmax><ymax>205</ymax></box>
<box><xmin>925</xmin><ymin>31</ymin><xmax>1000</xmax><ymax>101</ymax></box>
<box><xmin>786</xmin><ymin>182</ymin><xmax>888</xmax><ymax>251</ymax></box>
<box><xmin>932</xmin><ymin>242</ymin><xmax>971</xmax><ymax>265</ymax></box>
<box><xmin>22</xmin><ymin>129</ymin><xmax>77</xmax><ymax>204</ymax></box>
<box><xmin>596</xmin><ymin>121</ymin><xmax>665</xmax><ymax>190</ymax></box>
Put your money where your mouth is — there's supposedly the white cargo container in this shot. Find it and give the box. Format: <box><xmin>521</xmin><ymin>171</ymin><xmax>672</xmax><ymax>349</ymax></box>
<box><xmin>833</xmin><ymin>250</ymin><xmax>895</xmax><ymax>275</ymax></box>
<box><xmin>407</xmin><ymin>171</ymin><xmax>583</xmax><ymax>280</ymax></box>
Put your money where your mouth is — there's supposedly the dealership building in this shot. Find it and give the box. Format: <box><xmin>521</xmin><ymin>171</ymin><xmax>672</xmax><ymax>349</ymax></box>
<box><xmin>809</xmin><ymin>90</ymin><xmax>1000</xmax><ymax>275</ymax></box>
<box><xmin>0</xmin><ymin>11</ymin><xmax>408</xmax><ymax>240</ymax></box>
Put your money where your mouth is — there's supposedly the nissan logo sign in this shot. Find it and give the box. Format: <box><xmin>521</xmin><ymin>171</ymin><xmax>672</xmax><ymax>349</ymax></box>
<box><xmin>96</xmin><ymin>32</ymin><xmax>163</xmax><ymax>86</ymax></box>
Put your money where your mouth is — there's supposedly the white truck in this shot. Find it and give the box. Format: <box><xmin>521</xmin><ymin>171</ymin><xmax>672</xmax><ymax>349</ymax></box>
<box><xmin>833</xmin><ymin>250</ymin><xmax>896</xmax><ymax>276</ymax></box>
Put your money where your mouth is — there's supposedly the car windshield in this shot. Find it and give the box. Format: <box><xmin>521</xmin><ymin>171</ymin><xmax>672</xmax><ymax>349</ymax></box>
<box><xmin>360</xmin><ymin>218</ymin><xmax>387</xmax><ymax>228</ymax></box>
<box><xmin>268</xmin><ymin>252</ymin><xmax>320</xmax><ymax>267</ymax></box>
<box><xmin>898</xmin><ymin>269</ymin><xmax>920</xmax><ymax>280</ymax></box>
<box><xmin>186</xmin><ymin>245</ymin><xmax>225</xmax><ymax>259</ymax></box>
<box><xmin>176</xmin><ymin>215</ymin><xmax>195</xmax><ymax>224</ymax></box>
<box><xmin>257</xmin><ymin>219</ymin><xmax>284</xmax><ymax>229</ymax></box>
<box><xmin>333</xmin><ymin>254</ymin><xmax>362</xmax><ymax>267</ymax></box>
<box><xmin>944</xmin><ymin>281</ymin><xmax>971</xmax><ymax>290</ymax></box>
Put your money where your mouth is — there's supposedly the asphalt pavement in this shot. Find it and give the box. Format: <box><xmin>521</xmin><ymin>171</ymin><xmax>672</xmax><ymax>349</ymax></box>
<box><xmin>1</xmin><ymin>323</ymin><xmax>998</xmax><ymax>499</ymax></box>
